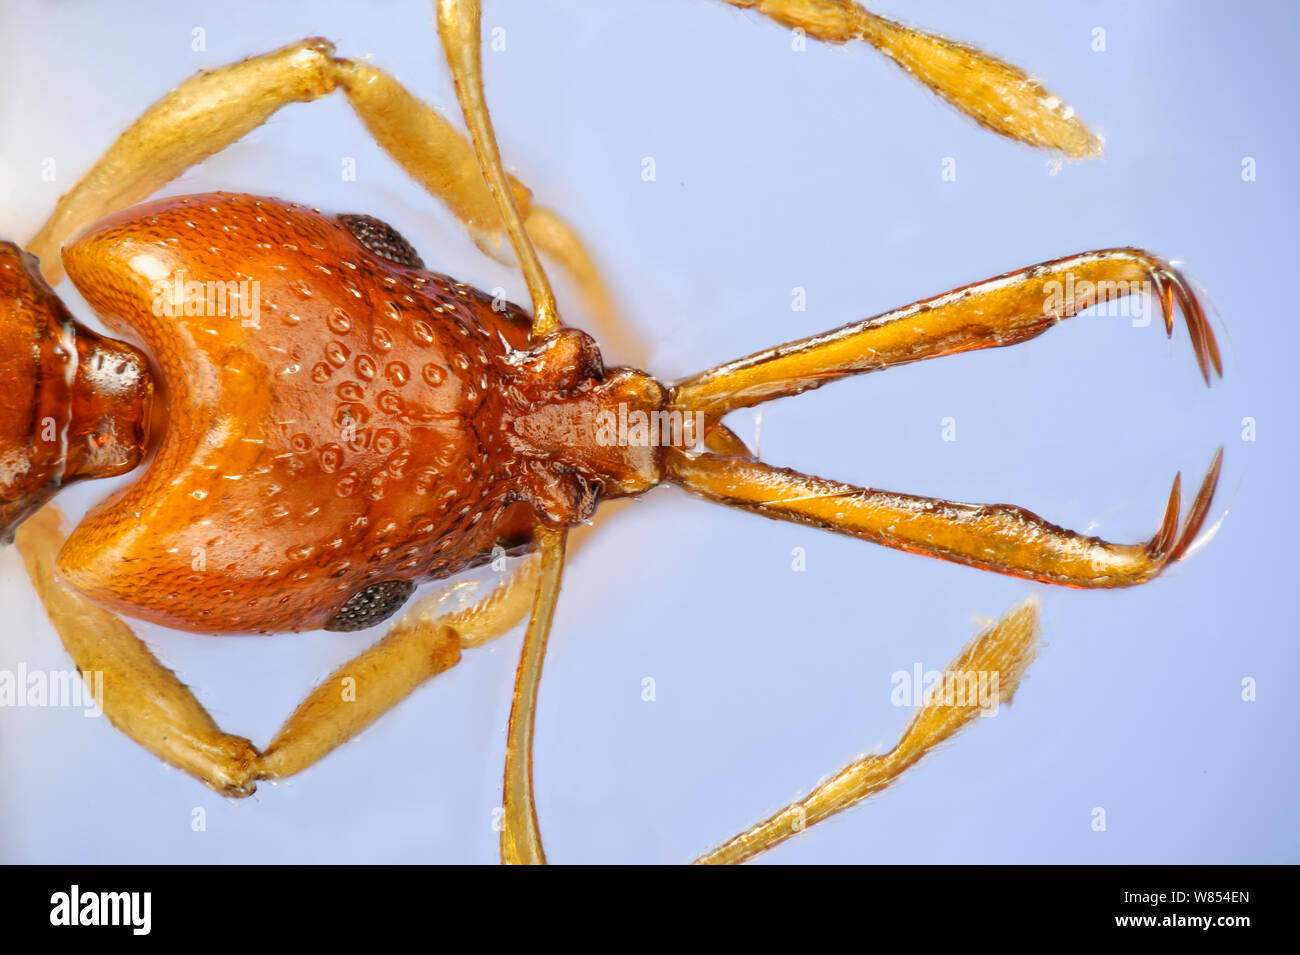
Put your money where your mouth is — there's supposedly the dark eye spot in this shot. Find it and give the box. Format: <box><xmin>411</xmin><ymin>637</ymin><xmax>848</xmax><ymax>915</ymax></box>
<box><xmin>338</xmin><ymin>214</ymin><xmax>425</xmax><ymax>269</ymax></box>
<box><xmin>325</xmin><ymin>579</ymin><xmax>415</xmax><ymax>632</ymax></box>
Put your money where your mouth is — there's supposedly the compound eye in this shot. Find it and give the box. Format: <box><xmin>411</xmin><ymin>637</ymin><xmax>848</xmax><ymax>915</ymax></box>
<box><xmin>338</xmin><ymin>213</ymin><xmax>425</xmax><ymax>269</ymax></box>
<box><xmin>325</xmin><ymin>579</ymin><xmax>416</xmax><ymax>632</ymax></box>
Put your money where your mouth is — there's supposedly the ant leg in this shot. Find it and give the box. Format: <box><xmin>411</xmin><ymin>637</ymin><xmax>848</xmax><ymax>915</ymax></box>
<box><xmin>258</xmin><ymin>553</ymin><xmax>541</xmax><ymax>781</ymax></box>
<box><xmin>697</xmin><ymin>600</ymin><xmax>1041</xmax><ymax>863</ymax></box>
<box><xmin>666</xmin><ymin>447</ymin><xmax>1222</xmax><ymax>588</ymax></box>
<box><xmin>22</xmin><ymin>39</ymin><xmax>610</xmax><ymax>327</ymax></box>
<box><xmin>15</xmin><ymin>506</ymin><xmax>261</xmax><ymax>795</ymax></box>
<box><xmin>437</xmin><ymin>0</ymin><xmax>569</xmax><ymax>864</ymax></box>
<box><xmin>27</xmin><ymin>39</ymin><xmax>341</xmax><ymax>284</ymax></box>
<box><xmin>719</xmin><ymin>0</ymin><xmax>1100</xmax><ymax>157</ymax></box>
<box><xmin>334</xmin><ymin>57</ymin><xmax>626</xmax><ymax>346</ymax></box>
<box><xmin>672</xmin><ymin>249</ymin><xmax>1223</xmax><ymax>421</ymax></box>
<box><xmin>15</xmin><ymin>503</ymin><xmax>541</xmax><ymax>794</ymax></box>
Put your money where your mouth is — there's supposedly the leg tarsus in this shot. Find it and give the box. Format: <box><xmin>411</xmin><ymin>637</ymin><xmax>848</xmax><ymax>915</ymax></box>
<box><xmin>696</xmin><ymin>598</ymin><xmax>1043</xmax><ymax>864</ymax></box>
<box><xmin>721</xmin><ymin>0</ymin><xmax>1101</xmax><ymax>157</ymax></box>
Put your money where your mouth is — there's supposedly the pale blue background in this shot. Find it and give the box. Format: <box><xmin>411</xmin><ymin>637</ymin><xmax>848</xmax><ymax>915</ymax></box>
<box><xmin>0</xmin><ymin>0</ymin><xmax>1295</xmax><ymax>863</ymax></box>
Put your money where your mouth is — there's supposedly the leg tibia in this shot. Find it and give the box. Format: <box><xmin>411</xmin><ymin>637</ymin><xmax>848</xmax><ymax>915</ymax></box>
<box><xmin>15</xmin><ymin>506</ymin><xmax>261</xmax><ymax>795</ymax></box>
<box><xmin>258</xmin><ymin>623</ymin><xmax>462</xmax><ymax>781</ymax></box>
<box><xmin>334</xmin><ymin>57</ymin><xmax>532</xmax><ymax>251</ymax></box>
<box><xmin>17</xmin><ymin>501</ymin><xmax>542</xmax><ymax>795</ymax></box>
<box><xmin>28</xmin><ymin>39</ymin><xmax>340</xmax><ymax>282</ymax></box>
<box><xmin>260</xmin><ymin>554</ymin><xmax>539</xmax><ymax>779</ymax></box>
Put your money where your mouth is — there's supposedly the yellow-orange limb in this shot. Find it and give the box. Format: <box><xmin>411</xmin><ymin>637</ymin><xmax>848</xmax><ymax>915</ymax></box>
<box><xmin>314</xmin><ymin>57</ymin><xmax>621</xmax><ymax>336</ymax></box>
<box><xmin>666</xmin><ymin>447</ymin><xmax>1223</xmax><ymax>588</ymax></box>
<box><xmin>501</xmin><ymin>525</ymin><xmax>567</xmax><ymax>866</ymax></box>
<box><xmin>437</xmin><ymin>0</ymin><xmax>559</xmax><ymax>338</ymax></box>
<box><xmin>260</xmin><ymin>554</ymin><xmax>541</xmax><ymax>780</ymax></box>
<box><xmin>27</xmin><ymin>39</ymin><xmax>339</xmax><ymax>284</ymax></box>
<box><xmin>331</xmin><ymin>54</ymin><xmax>532</xmax><ymax>251</ymax></box>
<box><xmin>23</xmin><ymin>37</ymin><xmax>608</xmax><ymax>332</ymax></box>
<box><xmin>671</xmin><ymin>249</ymin><xmax>1223</xmax><ymax>422</ymax></box>
<box><xmin>15</xmin><ymin>505</ymin><xmax>260</xmax><ymax>795</ymax></box>
<box><xmin>696</xmin><ymin>599</ymin><xmax>1042</xmax><ymax>864</ymax></box>
<box><xmin>721</xmin><ymin>0</ymin><xmax>1101</xmax><ymax>157</ymax></box>
<box><xmin>16</xmin><ymin>502</ymin><xmax>542</xmax><ymax>793</ymax></box>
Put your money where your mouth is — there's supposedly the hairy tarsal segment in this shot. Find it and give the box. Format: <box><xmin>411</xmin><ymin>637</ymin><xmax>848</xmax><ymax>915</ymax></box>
<box><xmin>696</xmin><ymin>600</ymin><xmax>1043</xmax><ymax>864</ymax></box>
<box><xmin>723</xmin><ymin>0</ymin><xmax>1103</xmax><ymax>157</ymax></box>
